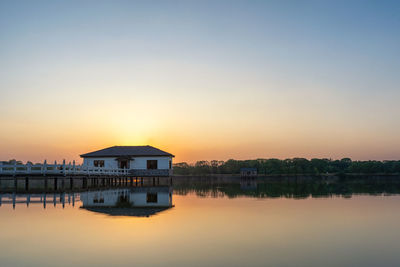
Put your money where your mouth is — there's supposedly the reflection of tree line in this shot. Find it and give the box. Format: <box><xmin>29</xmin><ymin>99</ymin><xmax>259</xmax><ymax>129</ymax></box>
<box><xmin>172</xmin><ymin>176</ymin><xmax>400</xmax><ymax>199</ymax></box>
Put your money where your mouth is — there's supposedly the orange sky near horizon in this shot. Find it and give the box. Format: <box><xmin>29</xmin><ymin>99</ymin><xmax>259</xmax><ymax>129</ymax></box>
<box><xmin>0</xmin><ymin>115</ymin><xmax>399</xmax><ymax>164</ymax></box>
<box><xmin>1</xmin><ymin>79</ymin><xmax>399</xmax><ymax>164</ymax></box>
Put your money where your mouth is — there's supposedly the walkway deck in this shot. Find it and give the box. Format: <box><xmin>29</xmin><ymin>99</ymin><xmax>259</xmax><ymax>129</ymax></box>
<box><xmin>0</xmin><ymin>161</ymin><xmax>172</xmax><ymax>177</ymax></box>
<box><xmin>0</xmin><ymin>160</ymin><xmax>131</xmax><ymax>177</ymax></box>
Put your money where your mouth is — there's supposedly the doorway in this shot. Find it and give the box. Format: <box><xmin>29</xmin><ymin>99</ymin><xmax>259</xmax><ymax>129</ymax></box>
<box><xmin>118</xmin><ymin>159</ymin><xmax>129</xmax><ymax>169</ymax></box>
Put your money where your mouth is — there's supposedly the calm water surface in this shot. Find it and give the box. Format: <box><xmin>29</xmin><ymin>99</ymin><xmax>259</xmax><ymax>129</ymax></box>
<box><xmin>1</xmin><ymin>176</ymin><xmax>400</xmax><ymax>267</ymax></box>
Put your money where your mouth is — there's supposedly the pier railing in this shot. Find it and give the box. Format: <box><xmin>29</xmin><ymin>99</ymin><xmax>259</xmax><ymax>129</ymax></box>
<box><xmin>0</xmin><ymin>160</ymin><xmax>130</xmax><ymax>176</ymax></box>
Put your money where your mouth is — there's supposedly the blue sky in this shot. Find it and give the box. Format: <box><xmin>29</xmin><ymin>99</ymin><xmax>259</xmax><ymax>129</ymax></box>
<box><xmin>0</xmin><ymin>0</ymin><xmax>399</xmax><ymax>162</ymax></box>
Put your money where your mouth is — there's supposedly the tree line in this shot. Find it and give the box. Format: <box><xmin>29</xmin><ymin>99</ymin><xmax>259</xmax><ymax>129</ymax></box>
<box><xmin>173</xmin><ymin>158</ymin><xmax>400</xmax><ymax>175</ymax></box>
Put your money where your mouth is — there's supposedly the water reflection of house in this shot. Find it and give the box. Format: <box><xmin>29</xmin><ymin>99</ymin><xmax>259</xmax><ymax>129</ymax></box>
<box><xmin>80</xmin><ymin>186</ymin><xmax>173</xmax><ymax>208</ymax></box>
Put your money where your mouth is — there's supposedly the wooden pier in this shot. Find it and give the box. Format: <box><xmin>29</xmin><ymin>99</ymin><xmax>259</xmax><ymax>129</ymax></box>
<box><xmin>0</xmin><ymin>160</ymin><xmax>131</xmax><ymax>177</ymax></box>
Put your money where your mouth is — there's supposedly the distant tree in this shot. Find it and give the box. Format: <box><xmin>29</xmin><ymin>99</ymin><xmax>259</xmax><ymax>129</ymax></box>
<box><xmin>172</xmin><ymin>158</ymin><xmax>400</xmax><ymax>176</ymax></box>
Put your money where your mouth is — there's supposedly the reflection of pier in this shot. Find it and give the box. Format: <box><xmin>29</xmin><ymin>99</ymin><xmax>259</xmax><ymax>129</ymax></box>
<box><xmin>0</xmin><ymin>192</ymin><xmax>78</xmax><ymax>209</ymax></box>
<box><xmin>0</xmin><ymin>176</ymin><xmax>173</xmax><ymax>215</ymax></box>
<box><xmin>0</xmin><ymin>184</ymin><xmax>174</xmax><ymax>217</ymax></box>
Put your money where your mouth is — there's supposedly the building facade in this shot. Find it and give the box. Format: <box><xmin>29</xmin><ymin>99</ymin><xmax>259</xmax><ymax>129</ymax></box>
<box><xmin>240</xmin><ymin>168</ymin><xmax>258</xmax><ymax>177</ymax></box>
<box><xmin>80</xmin><ymin>146</ymin><xmax>174</xmax><ymax>176</ymax></box>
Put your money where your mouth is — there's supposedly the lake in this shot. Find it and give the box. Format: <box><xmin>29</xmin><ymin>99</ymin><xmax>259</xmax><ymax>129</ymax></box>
<box><xmin>0</xmin><ymin>176</ymin><xmax>400</xmax><ymax>266</ymax></box>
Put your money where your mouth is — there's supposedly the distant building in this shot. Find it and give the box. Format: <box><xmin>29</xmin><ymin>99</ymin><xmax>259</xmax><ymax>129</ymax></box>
<box><xmin>80</xmin><ymin>146</ymin><xmax>174</xmax><ymax>176</ymax></box>
<box><xmin>240</xmin><ymin>168</ymin><xmax>257</xmax><ymax>177</ymax></box>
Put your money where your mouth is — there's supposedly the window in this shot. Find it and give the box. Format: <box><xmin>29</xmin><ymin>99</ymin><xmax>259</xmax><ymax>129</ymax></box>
<box><xmin>169</xmin><ymin>160</ymin><xmax>172</xmax><ymax>169</ymax></box>
<box><xmin>146</xmin><ymin>193</ymin><xmax>158</xmax><ymax>203</ymax></box>
<box><xmin>147</xmin><ymin>160</ymin><xmax>158</xmax><ymax>169</ymax></box>
<box><xmin>94</xmin><ymin>160</ymin><xmax>105</xmax><ymax>167</ymax></box>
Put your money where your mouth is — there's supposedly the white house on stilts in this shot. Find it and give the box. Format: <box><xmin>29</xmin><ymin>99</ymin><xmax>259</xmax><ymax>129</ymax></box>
<box><xmin>80</xmin><ymin>146</ymin><xmax>174</xmax><ymax>177</ymax></box>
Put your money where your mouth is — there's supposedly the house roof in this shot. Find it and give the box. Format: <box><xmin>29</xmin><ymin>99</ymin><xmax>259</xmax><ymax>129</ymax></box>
<box><xmin>80</xmin><ymin>146</ymin><xmax>174</xmax><ymax>158</ymax></box>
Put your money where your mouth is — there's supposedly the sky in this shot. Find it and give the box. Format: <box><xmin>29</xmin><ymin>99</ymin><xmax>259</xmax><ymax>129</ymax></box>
<box><xmin>0</xmin><ymin>0</ymin><xmax>399</xmax><ymax>163</ymax></box>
